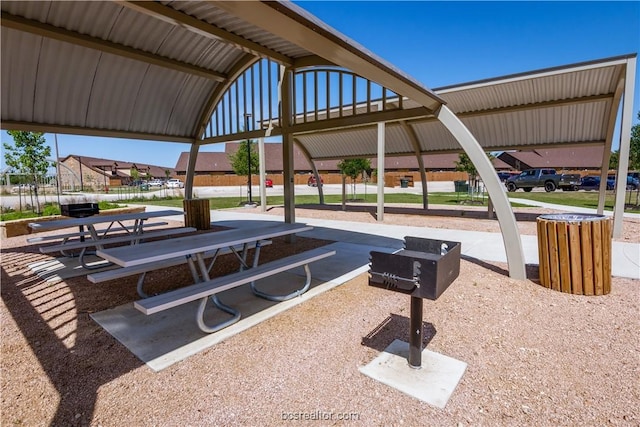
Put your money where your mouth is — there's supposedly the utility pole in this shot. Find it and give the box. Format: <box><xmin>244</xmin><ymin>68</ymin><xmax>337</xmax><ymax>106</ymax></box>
<box><xmin>245</xmin><ymin>113</ymin><xmax>253</xmax><ymax>204</ymax></box>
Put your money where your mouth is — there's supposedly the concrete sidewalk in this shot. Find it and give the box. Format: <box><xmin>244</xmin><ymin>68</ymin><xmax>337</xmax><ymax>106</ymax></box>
<box><xmin>144</xmin><ymin>205</ymin><xmax>640</xmax><ymax>280</ymax></box>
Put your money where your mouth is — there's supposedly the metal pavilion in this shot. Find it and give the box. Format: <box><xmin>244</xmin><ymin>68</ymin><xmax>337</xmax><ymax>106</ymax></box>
<box><xmin>1</xmin><ymin>1</ymin><xmax>636</xmax><ymax>280</ymax></box>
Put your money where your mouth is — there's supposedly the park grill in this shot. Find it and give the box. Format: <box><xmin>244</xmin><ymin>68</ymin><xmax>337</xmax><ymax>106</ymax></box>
<box><xmin>369</xmin><ymin>236</ymin><xmax>461</xmax><ymax>368</ymax></box>
<box><xmin>60</xmin><ymin>203</ymin><xmax>99</xmax><ymax>218</ymax></box>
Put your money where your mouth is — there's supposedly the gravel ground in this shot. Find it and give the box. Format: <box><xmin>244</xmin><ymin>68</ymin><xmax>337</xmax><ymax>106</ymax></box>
<box><xmin>1</xmin><ymin>204</ymin><xmax>639</xmax><ymax>426</ymax></box>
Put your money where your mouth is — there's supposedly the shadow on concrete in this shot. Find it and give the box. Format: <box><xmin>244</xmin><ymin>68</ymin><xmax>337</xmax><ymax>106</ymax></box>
<box><xmin>361</xmin><ymin>313</ymin><xmax>436</xmax><ymax>353</ymax></box>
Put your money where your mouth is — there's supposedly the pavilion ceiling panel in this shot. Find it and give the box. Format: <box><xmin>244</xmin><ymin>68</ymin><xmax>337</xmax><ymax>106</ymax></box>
<box><xmin>458</xmin><ymin>102</ymin><xmax>610</xmax><ymax>149</ymax></box>
<box><xmin>124</xmin><ymin>69</ymin><xmax>212</xmax><ymax>137</ymax></box>
<box><xmin>436</xmin><ymin>63</ymin><xmax>623</xmax><ymax>114</ymax></box>
<box><xmin>1</xmin><ymin>29</ymin><xmax>43</xmax><ymax>123</ymax></box>
<box><xmin>301</xmin><ymin>127</ymin><xmax>380</xmax><ymax>159</ymax></box>
<box><xmin>165</xmin><ymin>1</ymin><xmax>310</xmax><ymax>59</ymax></box>
<box><xmin>411</xmin><ymin>122</ymin><xmax>460</xmax><ymax>153</ymax></box>
<box><xmin>384</xmin><ymin>124</ymin><xmax>415</xmax><ymax>154</ymax></box>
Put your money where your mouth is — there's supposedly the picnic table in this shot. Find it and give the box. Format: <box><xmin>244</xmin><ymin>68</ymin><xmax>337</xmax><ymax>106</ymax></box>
<box><xmin>96</xmin><ymin>222</ymin><xmax>335</xmax><ymax>333</ymax></box>
<box><xmin>28</xmin><ymin>209</ymin><xmax>192</xmax><ymax>269</ymax></box>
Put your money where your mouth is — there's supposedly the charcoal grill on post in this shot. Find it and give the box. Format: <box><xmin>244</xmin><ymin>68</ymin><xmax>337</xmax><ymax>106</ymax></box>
<box><xmin>60</xmin><ymin>203</ymin><xmax>100</xmax><ymax>244</ymax></box>
<box><xmin>61</xmin><ymin>203</ymin><xmax>100</xmax><ymax>218</ymax></box>
<box><xmin>369</xmin><ymin>236</ymin><xmax>461</xmax><ymax>368</ymax></box>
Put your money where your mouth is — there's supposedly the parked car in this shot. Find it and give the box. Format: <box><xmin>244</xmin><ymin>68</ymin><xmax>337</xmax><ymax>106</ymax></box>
<box><xmin>497</xmin><ymin>172</ymin><xmax>518</xmax><ymax>182</ymax></box>
<box><xmin>166</xmin><ymin>178</ymin><xmax>184</xmax><ymax>189</ymax></box>
<box><xmin>505</xmin><ymin>168</ymin><xmax>581</xmax><ymax>192</ymax></box>
<box><xmin>11</xmin><ymin>184</ymin><xmax>34</xmax><ymax>193</ymax></box>
<box><xmin>148</xmin><ymin>179</ymin><xmax>164</xmax><ymax>187</ymax></box>
<box><xmin>138</xmin><ymin>182</ymin><xmax>150</xmax><ymax>191</ymax></box>
<box><xmin>265</xmin><ymin>178</ymin><xmax>273</xmax><ymax>188</ymax></box>
<box><xmin>129</xmin><ymin>179</ymin><xmax>147</xmax><ymax>187</ymax></box>
<box><xmin>608</xmin><ymin>175</ymin><xmax>640</xmax><ymax>190</ymax></box>
<box><xmin>307</xmin><ymin>175</ymin><xmax>323</xmax><ymax>187</ymax></box>
<box><xmin>579</xmin><ymin>175</ymin><xmax>614</xmax><ymax>191</ymax></box>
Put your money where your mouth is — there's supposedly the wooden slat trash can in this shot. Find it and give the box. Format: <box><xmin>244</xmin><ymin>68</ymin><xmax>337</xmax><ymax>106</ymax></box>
<box><xmin>537</xmin><ymin>214</ymin><xmax>612</xmax><ymax>295</ymax></box>
<box><xmin>183</xmin><ymin>199</ymin><xmax>211</xmax><ymax>230</ymax></box>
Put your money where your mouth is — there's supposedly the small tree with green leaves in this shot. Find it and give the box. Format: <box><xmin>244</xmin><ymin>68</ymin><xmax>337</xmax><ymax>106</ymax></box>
<box><xmin>337</xmin><ymin>158</ymin><xmax>371</xmax><ymax>199</ymax></box>
<box><xmin>609</xmin><ymin>151</ymin><xmax>619</xmax><ymax>170</ymax></box>
<box><xmin>228</xmin><ymin>140</ymin><xmax>259</xmax><ymax>190</ymax></box>
<box><xmin>3</xmin><ymin>131</ymin><xmax>51</xmax><ymax>213</ymax></box>
<box><xmin>455</xmin><ymin>152</ymin><xmax>495</xmax><ymax>202</ymax></box>
<box><xmin>609</xmin><ymin>111</ymin><xmax>640</xmax><ymax>171</ymax></box>
<box><xmin>630</xmin><ymin>111</ymin><xmax>640</xmax><ymax>171</ymax></box>
<box><xmin>130</xmin><ymin>167</ymin><xmax>139</xmax><ymax>184</ymax></box>
<box><xmin>164</xmin><ymin>169</ymin><xmax>171</xmax><ymax>196</ymax></box>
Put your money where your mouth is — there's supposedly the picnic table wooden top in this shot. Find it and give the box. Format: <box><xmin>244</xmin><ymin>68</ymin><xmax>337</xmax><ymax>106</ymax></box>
<box><xmin>28</xmin><ymin>209</ymin><xmax>183</xmax><ymax>231</ymax></box>
<box><xmin>97</xmin><ymin>222</ymin><xmax>313</xmax><ymax>267</ymax></box>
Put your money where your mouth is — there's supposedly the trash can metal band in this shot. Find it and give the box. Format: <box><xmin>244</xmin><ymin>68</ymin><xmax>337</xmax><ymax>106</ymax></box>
<box><xmin>537</xmin><ymin>214</ymin><xmax>611</xmax><ymax>295</ymax></box>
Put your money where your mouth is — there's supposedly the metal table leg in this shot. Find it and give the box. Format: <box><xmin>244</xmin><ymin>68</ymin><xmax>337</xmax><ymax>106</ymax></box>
<box><xmin>188</xmin><ymin>253</ymin><xmax>241</xmax><ymax>333</ymax></box>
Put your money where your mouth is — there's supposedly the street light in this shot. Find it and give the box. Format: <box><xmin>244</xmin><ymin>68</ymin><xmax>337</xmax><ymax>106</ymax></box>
<box><xmin>245</xmin><ymin>113</ymin><xmax>253</xmax><ymax>204</ymax></box>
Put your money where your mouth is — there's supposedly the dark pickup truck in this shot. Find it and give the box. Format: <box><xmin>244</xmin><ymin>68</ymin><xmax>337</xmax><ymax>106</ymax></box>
<box><xmin>505</xmin><ymin>168</ymin><xmax>581</xmax><ymax>192</ymax></box>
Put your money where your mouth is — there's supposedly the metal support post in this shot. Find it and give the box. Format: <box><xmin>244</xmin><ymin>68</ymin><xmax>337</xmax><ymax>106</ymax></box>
<box><xmin>409</xmin><ymin>296</ymin><xmax>423</xmax><ymax>369</ymax></box>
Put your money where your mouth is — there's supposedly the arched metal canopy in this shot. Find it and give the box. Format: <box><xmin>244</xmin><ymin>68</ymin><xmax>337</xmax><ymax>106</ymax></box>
<box><xmin>1</xmin><ymin>1</ymin><xmax>636</xmax><ymax>280</ymax></box>
<box><xmin>1</xmin><ymin>0</ymin><xmax>444</xmax><ymax>140</ymax></box>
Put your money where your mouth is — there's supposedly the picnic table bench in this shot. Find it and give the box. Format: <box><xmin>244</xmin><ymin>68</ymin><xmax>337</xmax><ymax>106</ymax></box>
<box><xmin>26</xmin><ymin>221</ymin><xmax>168</xmax><ymax>243</ymax></box>
<box><xmin>87</xmin><ymin>239</ymin><xmax>273</xmax><ymax>298</ymax></box>
<box><xmin>28</xmin><ymin>209</ymin><xmax>187</xmax><ymax>269</ymax></box>
<box><xmin>97</xmin><ymin>222</ymin><xmax>333</xmax><ymax>333</ymax></box>
<box><xmin>134</xmin><ymin>247</ymin><xmax>336</xmax><ymax>333</ymax></box>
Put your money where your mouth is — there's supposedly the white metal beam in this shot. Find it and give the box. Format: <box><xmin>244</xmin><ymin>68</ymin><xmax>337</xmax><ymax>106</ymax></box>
<box><xmin>377</xmin><ymin>122</ymin><xmax>385</xmax><ymax>222</ymax></box>
<box><xmin>258</xmin><ymin>138</ymin><xmax>267</xmax><ymax>212</ymax></box>
<box><xmin>612</xmin><ymin>57</ymin><xmax>637</xmax><ymax>238</ymax></box>
<box><xmin>437</xmin><ymin>106</ymin><xmax>527</xmax><ymax>280</ymax></box>
<box><xmin>184</xmin><ymin>143</ymin><xmax>199</xmax><ymax>199</ymax></box>
<box><xmin>214</xmin><ymin>1</ymin><xmax>445</xmax><ymax>113</ymax></box>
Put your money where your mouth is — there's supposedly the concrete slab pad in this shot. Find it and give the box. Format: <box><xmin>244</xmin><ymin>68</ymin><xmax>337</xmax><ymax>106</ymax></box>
<box><xmin>89</xmin><ymin>240</ymin><xmax>383</xmax><ymax>372</ymax></box>
<box><xmin>359</xmin><ymin>339</ymin><xmax>467</xmax><ymax>409</ymax></box>
<box><xmin>91</xmin><ymin>271</ymin><xmax>326</xmax><ymax>371</ymax></box>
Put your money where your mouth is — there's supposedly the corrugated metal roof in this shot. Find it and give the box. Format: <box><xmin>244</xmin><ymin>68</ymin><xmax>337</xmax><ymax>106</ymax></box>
<box><xmin>0</xmin><ymin>1</ymin><xmax>634</xmax><ymax>165</ymax></box>
<box><xmin>294</xmin><ymin>55</ymin><xmax>632</xmax><ymax>159</ymax></box>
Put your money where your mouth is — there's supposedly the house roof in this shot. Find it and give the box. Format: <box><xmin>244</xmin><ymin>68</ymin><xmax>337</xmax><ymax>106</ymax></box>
<box><xmin>497</xmin><ymin>146</ymin><xmax>605</xmax><ymax>170</ymax></box>
<box><xmin>175</xmin><ymin>144</ymin><xmax>510</xmax><ymax>173</ymax></box>
<box><xmin>62</xmin><ymin>154</ymin><xmax>174</xmax><ymax>178</ymax></box>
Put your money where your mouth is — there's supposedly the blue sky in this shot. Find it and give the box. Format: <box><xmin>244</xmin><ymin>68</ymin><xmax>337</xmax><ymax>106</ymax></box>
<box><xmin>2</xmin><ymin>1</ymin><xmax>639</xmax><ymax>170</ymax></box>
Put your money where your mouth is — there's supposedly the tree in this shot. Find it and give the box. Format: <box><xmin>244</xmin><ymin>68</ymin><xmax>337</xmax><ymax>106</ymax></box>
<box><xmin>130</xmin><ymin>167</ymin><xmax>140</xmax><ymax>185</ymax></box>
<box><xmin>609</xmin><ymin>150</ymin><xmax>619</xmax><ymax>170</ymax></box>
<box><xmin>630</xmin><ymin>111</ymin><xmax>640</xmax><ymax>170</ymax></box>
<box><xmin>609</xmin><ymin>110</ymin><xmax>640</xmax><ymax>171</ymax></box>
<box><xmin>455</xmin><ymin>152</ymin><xmax>495</xmax><ymax>202</ymax></box>
<box><xmin>228</xmin><ymin>139</ymin><xmax>259</xmax><ymax>179</ymax></box>
<box><xmin>3</xmin><ymin>131</ymin><xmax>51</xmax><ymax>213</ymax></box>
<box><xmin>337</xmin><ymin>158</ymin><xmax>371</xmax><ymax>199</ymax></box>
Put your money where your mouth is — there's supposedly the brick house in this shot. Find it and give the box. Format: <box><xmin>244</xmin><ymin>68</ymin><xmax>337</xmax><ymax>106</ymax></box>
<box><xmin>173</xmin><ymin>142</ymin><xmax>504</xmax><ymax>187</ymax></box>
<box><xmin>59</xmin><ymin>155</ymin><xmax>175</xmax><ymax>191</ymax></box>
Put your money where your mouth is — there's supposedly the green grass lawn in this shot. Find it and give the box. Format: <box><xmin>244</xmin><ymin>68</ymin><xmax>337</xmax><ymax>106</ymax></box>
<box><xmin>6</xmin><ymin>190</ymin><xmax>636</xmax><ymax>221</ymax></box>
<box><xmin>506</xmin><ymin>191</ymin><xmax>640</xmax><ymax>212</ymax></box>
<box><xmin>132</xmin><ymin>193</ymin><xmax>494</xmax><ymax>209</ymax></box>
<box><xmin>131</xmin><ymin>190</ymin><xmax>640</xmax><ymax>212</ymax></box>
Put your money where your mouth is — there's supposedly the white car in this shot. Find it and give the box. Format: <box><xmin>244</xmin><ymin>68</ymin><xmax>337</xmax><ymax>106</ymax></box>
<box><xmin>166</xmin><ymin>179</ymin><xmax>184</xmax><ymax>189</ymax></box>
<box><xmin>148</xmin><ymin>179</ymin><xmax>164</xmax><ymax>187</ymax></box>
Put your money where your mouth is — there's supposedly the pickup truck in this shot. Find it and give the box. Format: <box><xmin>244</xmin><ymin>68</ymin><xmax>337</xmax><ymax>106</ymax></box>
<box><xmin>505</xmin><ymin>168</ymin><xmax>581</xmax><ymax>192</ymax></box>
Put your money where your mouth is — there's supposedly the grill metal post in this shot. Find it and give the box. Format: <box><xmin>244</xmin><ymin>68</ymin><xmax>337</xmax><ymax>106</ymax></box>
<box><xmin>409</xmin><ymin>296</ymin><xmax>423</xmax><ymax>368</ymax></box>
